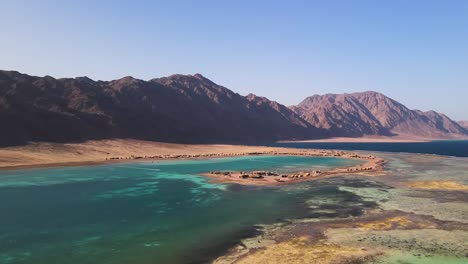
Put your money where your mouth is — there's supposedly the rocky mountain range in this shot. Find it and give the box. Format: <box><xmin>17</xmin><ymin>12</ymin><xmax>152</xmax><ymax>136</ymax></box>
<box><xmin>0</xmin><ymin>70</ymin><xmax>320</xmax><ymax>146</ymax></box>
<box><xmin>290</xmin><ymin>92</ymin><xmax>468</xmax><ymax>138</ymax></box>
<box><xmin>0</xmin><ymin>70</ymin><xmax>466</xmax><ymax>146</ymax></box>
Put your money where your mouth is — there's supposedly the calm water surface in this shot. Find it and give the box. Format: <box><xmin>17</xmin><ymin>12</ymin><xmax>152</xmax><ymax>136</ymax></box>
<box><xmin>270</xmin><ymin>140</ymin><xmax>468</xmax><ymax>157</ymax></box>
<box><xmin>0</xmin><ymin>156</ymin><xmax>364</xmax><ymax>264</ymax></box>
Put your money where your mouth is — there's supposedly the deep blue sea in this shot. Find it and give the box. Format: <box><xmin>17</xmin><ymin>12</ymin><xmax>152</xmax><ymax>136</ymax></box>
<box><xmin>270</xmin><ymin>140</ymin><xmax>468</xmax><ymax>157</ymax></box>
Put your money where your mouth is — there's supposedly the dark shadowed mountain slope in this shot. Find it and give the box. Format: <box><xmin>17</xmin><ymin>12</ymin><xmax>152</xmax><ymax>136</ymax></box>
<box><xmin>291</xmin><ymin>91</ymin><xmax>468</xmax><ymax>138</ymax></box>
<box><xmin>0</xmin><ymin>70</ymin><xmax>321</xmax><ymax>146</ymax></box>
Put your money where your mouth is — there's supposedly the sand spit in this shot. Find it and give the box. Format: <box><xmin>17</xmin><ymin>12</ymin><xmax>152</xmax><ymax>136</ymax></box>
<box><xmin>0</xmin><ymin>140</ymin><xmax>384</xmax><ymax>176</ymax></box>
<box><xmin>201</xmin><ymin>151</ymin><xmax>384</xmax><ymax>186</ymax></box>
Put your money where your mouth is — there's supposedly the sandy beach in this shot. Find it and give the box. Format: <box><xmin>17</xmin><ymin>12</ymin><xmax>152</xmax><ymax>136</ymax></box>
<box><xmin>0</xmin><ymin>139</ymin><xmax>280</xmax><ymax>169</ymax></box>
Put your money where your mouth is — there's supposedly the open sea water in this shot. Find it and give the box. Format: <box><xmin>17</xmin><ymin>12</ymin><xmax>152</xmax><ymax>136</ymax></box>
<box><xmin>270</xmin><ymin>140</ymin><xmax>468</xmax><ymax>157</ymax></box>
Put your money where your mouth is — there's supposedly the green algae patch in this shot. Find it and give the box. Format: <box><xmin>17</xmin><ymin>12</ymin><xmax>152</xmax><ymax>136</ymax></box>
<box><xmin>375</xmin><ymin>251</ymin><xmax>468</xmax><ymax>264</ymax></box>
<box><xmin>326</xmin><ymin>229</ymin><xmax>468</xmax><ymax>260</ymax></box>
<box><xmin>404</xmin><ymin>180</ymin><xmax>468</xmax><ymax>191</ymax></box>
<box><xmin>326</xmin><ymin>215</ymin><xmax>439</xmax><ymax>231</ymax></box>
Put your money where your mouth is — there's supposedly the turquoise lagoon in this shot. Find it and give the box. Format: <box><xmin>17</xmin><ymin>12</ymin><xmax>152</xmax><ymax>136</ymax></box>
<box><xmin>0</xmin><ymin>156</ymin><xmax>363</xmax><ymax>264</ymax></box>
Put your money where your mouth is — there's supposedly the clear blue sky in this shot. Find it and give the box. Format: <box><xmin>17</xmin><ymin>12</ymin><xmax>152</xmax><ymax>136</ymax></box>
<box><xmin>1</xmin><ymin>0</ymin><xmax>467</xmax><ymax>120</ymax></box>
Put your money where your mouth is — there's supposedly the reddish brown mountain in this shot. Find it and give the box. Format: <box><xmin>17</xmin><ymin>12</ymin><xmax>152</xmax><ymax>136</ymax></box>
<box><xmin>0</xmin><ymin>70</ymin><xmax>321</xmax><ymax>146</ymax></box>
<box><xmin>291</xmin><ymin>91</ymin><xmax>468</xmax><ymax>138</ymax></box>
<box><xmin>1</xmin><ymin>70</ymin><xmax>465</xmax><ymax>146</ymax></box>
<box><xmin>459</xmin><ymin>121</ymin><xmax>468</xmax><ymax>130</ymax></box>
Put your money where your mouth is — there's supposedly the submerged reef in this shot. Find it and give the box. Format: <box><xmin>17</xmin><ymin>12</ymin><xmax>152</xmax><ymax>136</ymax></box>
<box><xmin>214</xmin><ymin>153</ymin><xmax>468</xmax><ymax>264</ymax></box>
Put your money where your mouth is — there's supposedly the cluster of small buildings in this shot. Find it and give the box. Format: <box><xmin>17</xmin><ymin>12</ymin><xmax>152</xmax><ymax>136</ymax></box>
<box><xmin>347</xmin><ymin>167</ymin><xmax>374</xmax><ymax>172</ymax></box>
<box><xmin>210</xmin><ymin>170</ymin><xmax>286</xmax><ymax>179</ymax></box>
<box><xmin>209</xmin><ymin>169</ymin><xmax>327</xmax><ymax>180</ymax></box>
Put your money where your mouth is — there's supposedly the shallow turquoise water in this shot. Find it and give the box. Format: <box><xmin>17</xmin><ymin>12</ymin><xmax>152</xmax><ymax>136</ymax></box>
<box><xmin>0</xmin><ymin>156</ymin><xmax>365</xmax><ymax>264</ymax></box>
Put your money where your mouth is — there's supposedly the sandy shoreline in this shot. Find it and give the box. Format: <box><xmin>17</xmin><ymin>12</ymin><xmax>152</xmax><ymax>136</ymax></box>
<box><xmin>0</xmin><ymin>139</ymin><xmax>385</xmax><ymax>186</ymax></box>
<box><xmin>0</xmin><ymin>139</ymin><xmax>279</xmax><ymax>170</ymax></box>
<box><xmin>0</xmin><ymin>140</ymin><xmax>382</xmax><ymax>181</ymax></box>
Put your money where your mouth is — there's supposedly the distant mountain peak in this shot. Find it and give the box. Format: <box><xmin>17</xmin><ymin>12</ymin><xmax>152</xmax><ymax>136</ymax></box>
<box><xmin>246</xmin><ymin>93</ymin><xmax>260</xmax><ymax>99</ymax></box>
<box><xmin>112</xmin><ymin>75</ymin><xmax>140</xmax><ymax>83</ymax></box>
<box><xmin>193</xmin><ymin>73</ymin><xmax>206</xmax><ymax>79</ymax></box>
<box><xmin>292</xmin><ymin>92</ymin><xmax>467</xmax><ymax>138</ymax></box>
<box><xmin>351</xmin><ymin>90</ymin><xmax>382</xmax><ymax>95</ymax></box>
<box><xmin>109</xmin><ymin>76</ymin><xmax>145</xmax><ymax>91</ymax></box>
<box><xmin>152</xmin><ymin>73</ymin><xmax>215</xmax><ymax>86</ymax></box>
<box><xmin>75</xmin><ymin>76</ymin><xmax>94</xmax><ymax>82</ymax></box>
